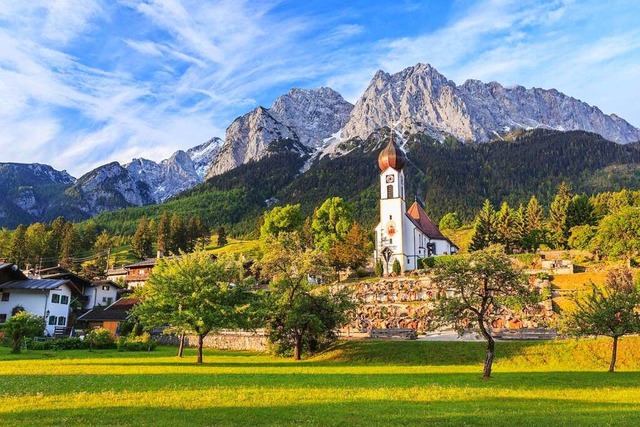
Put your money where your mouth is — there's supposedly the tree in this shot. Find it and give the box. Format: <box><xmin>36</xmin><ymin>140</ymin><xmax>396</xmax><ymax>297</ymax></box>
<box><xmin>260</xmin><ymin>204</ymin><xmax>303</xmax><ymax>239</ymax></box>
<box><xmin>590</xmin><ymin>207</ymin><xmax>640</xmax><ymax>258</ymax></box>
<box><xmin>134</xmin><ymin>252</ymin><xmax>256</xmax><ymax>363</ymax></box>
<box><xmin>26</xmin><ymin>223</ymin><xmax>48</xmax><ymax>266</ymax></box>
<box><xmin>168</xmin><ymin>214</ymin><xmax>187</xmax><ymax>254</ymax></box>
<box><xmin>59</xmin><ymin>223</ymin><xmax>77</xmax><ymax>270</ymax></box>
<box><xmin>311</xmin><ymin>197</ymin><xmax>353</xmax><ymax>250</ymax></box>
<box><xmin>525</xmin><ymin>195</ymin><xmax>544</xmax><ymax>231</ymax></box>
<box><xmin>566</xmin><ymin>268</ymin><xmax>640</xmax><ymax>372</ymax></box>
<box><xmin>8</xmin><ymin>224</ymin><xmax>27</xmax><ymax>268</ymax></box>
<box><xmin>48</xmin><ymin>216</ymin><xmax>67</xmax><ymax>256</ymax></box>
<box><xmin>0</xmin><ymin>312</ymin><xmax>44</xmax><ymax>353</ymax></box>
<box><xmin>522</xmin><ymin>196</ymin><xmax>547</xmax><ymax>252</ymax></box>
<box><xmin>327</xmin><ymin>223</ymin><xmax>370</xmax><ymax>276</ymax></box>
<box><xmin>217</xmin><ymin>227</ymin><xmax>228</xmax><ymax>247</ymax></box>
<box><xmin>259</xmin><ymin>232</ymin><xmax>351</xmax><ymax>360</ymax></box>
<box><xmin>566</xmin><ymin>195</ymin><xmax>597</xmax><ymax>229</ymax></box>
<box><xmin>439</xmin><ymin>212</ymin><xmax>462</xmax><ymax>230</ymax></box>
<box><xmin>156</xmin><ymin>212</ymin><xmax>170</xmax><ymax>256</ymax></box>
<box><xmin>548</xmin><ymin>182</ymin><xmax>572</xmax><ymax>248</ymax></box>
<box><xmin>375</xmin><ymin>259</ymin><xmax>384</xmax><ymax>277</ymax></box>
<box><xmin>469</xmin><ymin>200</ymin><xmax>497</xmax><ymax>251</ymax></box>
<box><xmin>392</xmin><ymin>259</ymin><xmax>401</xmax><ymax>275</ymax></box>
<box><xmin>131</xmin><ymin>217</ymin><xmax>153</xmax><ymax>259</ymax></box>
<box><xmin>187</xmin><ymin>216</ymin><xmax>207</xmax><ymax>251</ymax></box>
<box><xmin>431</xmin><ymin>245</ymin><xmax>535</xmax><ymax>378</ymax></box>
<box><xmin>568</xmin><ymin>225</ymin><xmax>597</xmax><ymax>250</ymax></box>
<box><xmin>496</xmin><ymin>202</ymin><xmax>517</xmax><ymax>254</ymax></box>
<box><xmin>93</xmin><ymin>230</ymin><xmax>112</xmax><ymax>273</ymax></box>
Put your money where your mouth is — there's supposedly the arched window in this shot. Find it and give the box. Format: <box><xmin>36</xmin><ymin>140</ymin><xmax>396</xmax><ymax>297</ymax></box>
<box><xmin>387</xmin><ymin>185</ymin><xmax>393</xmax><ymax>199</ymax></box>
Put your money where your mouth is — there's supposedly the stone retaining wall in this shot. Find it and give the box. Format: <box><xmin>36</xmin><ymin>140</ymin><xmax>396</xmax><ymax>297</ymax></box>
<box><xmin>157</xmin><ymin>330</ymin><xmax>268</xmax><ymax>352</ymax></box>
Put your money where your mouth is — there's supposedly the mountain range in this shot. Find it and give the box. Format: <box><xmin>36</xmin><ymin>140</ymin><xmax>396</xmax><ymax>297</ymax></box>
<box><xmin>1</xmin><ymin>63</ymin><xmax>639</xmax><ymax>229</ymax></box>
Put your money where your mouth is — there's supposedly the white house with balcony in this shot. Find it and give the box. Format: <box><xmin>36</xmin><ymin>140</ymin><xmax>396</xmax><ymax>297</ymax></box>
<box><xmin>0</xmin><ymin>263</ymin><xmax>76</xmax><ymax>335</ymax></box>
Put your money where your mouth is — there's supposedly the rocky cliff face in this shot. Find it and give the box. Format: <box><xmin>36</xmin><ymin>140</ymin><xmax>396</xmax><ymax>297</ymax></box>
<box><xmin>340</xmin><ymin>63</ymin><xmax>640</xmax><ymax>144</ymax></box>
<box><xmin>66</xmin><ymin>162</ymin><xmax>155</xmax><ymax>215</ymax></box>
<box><xmin>206</xmin><ymin>88</ymin><xmax>353</xmax><ymax>177</ymax></box>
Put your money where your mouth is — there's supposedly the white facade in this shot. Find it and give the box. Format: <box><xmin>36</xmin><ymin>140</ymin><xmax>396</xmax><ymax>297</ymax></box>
<box><xmin>83</xmin><ymin>282</ymin><xmax>119</xmax><ymax>309</ymax></box>
<box><xmin>374</xmin><ymin>165</ymin><xmax>457</xmax><ymax>274</ymax></box>
<box><xmin>0</xmin><ymin>284</ymin><xmax>73</xmax><ymax>335</ymax></box>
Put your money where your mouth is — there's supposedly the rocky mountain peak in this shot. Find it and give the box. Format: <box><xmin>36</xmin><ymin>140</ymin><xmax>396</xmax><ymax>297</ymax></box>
<box><xmin>341</xmin><ymin>63</ymin><xmax>640</xmax><ymax>144</ymax></box>
<box><xmin>206</xmin><ymin>86</ymin><xmax>354</xmax><ymax>178</ymax></box>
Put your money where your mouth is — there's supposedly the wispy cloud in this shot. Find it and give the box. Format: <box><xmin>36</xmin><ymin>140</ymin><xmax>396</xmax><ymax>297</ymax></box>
<box><xmin>0</xmin><ymin>0</ymin><xmax>638</xmax><ymax>177</ymax></box>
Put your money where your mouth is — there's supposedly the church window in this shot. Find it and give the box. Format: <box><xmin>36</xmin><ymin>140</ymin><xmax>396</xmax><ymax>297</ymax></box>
<box><xmin>387</xmin><ymin>185</ymin><xmax>393</xmax><ymax>199</ymax></box>
<box><xmin>389</xmin><ymin>239</ymin><xmax>393</xmax><ymax>244</ymax></box>
<box><xmin>389</xmin><ymin>215</ymin><xmax>392</xmax><ymax>220</ymax></box>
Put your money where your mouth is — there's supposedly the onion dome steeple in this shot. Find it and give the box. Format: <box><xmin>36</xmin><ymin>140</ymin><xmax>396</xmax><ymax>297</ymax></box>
<box><xmin>377</xmin><ymin>132</ymin><xmax>407</xmax><ymax>171</ymax></box>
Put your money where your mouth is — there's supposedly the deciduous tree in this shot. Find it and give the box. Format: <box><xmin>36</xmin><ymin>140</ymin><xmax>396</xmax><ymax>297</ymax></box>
<box><xmin>431</xmin><ymin>245</ymin><xmax>536</xmax><ymax>378</ymax></box>
<box><xmin>259</xmin><ymin>232</ymin><xmax>351</xmax><ymax>360</ymax></box>
<box><xmin>566</xmin><ymin>268</ymin><xmax>640</xmax><ymax>372</ymax></box>
<box><xmin>134</xmin><ymin>252</ymin><xmax>256</xmax><ymax>363</ymax></box>
<box><xmin>0</xmin><ymin>312</ymin><xmax>44</xmax><ymax>353</ymax></box>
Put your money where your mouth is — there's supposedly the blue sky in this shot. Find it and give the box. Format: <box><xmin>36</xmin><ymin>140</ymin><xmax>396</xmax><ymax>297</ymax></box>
<box><xmin>1</xmin><ymin>0</ymin><xmax>639</xmax><ymax>177</ymax></box>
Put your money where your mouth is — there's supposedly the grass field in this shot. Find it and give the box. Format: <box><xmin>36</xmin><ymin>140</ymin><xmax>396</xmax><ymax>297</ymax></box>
<box><xmin>2</xmin><ymin>338</ymin><xmax>640</xmax><ymax>426</ymax></box>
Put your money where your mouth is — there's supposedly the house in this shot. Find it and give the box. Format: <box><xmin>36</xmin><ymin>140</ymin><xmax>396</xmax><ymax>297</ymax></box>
<box><xmin>77</xmin><ymin>297</ymin><xmax>139</xmax><ymax>335</ymax></box>
<box><xmin>88</xmin><ymin>280</ymin><xmax>122</xmax><ymax>308</ymax></box>
<box><xmin>106</xmin><ymin>267</ymin><xmax>128</xmax><ymax>283</ymax></box>
<box><xmin>39</xmin><ymin>267</ymin><xmax>123</xmax><ymax>311</ymax></box>
<box><xmin>374</xmin><ymin>134</ymin><xmax>458</xmax><ymax>273</ymax></box>
<box><xmin>0</xmin><ymin>263</ymin><xmax>78</xmax><ymax>335</ymax></box>
<box><xmin>123</xmin><ymin>258</ymin><xmax>158</xmax><ymax>288</ymax></box>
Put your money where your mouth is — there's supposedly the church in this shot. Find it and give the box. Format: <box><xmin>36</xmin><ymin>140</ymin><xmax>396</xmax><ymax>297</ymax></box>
<box><xmin>374</xmin><ymin>135</ymin><xmax>458</xmax><ymax>273</ymax></box>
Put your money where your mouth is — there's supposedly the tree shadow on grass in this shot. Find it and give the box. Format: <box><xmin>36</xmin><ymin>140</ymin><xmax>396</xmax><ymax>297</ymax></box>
<box><xmin>3</xmin><ymin>396</ymin><xmax>640</xmax><ymax>426</ymax></box>
<box><xmin>3</xmin><ymin>371</ymin><xmax>640</xmax><ymax>397</ymax></box>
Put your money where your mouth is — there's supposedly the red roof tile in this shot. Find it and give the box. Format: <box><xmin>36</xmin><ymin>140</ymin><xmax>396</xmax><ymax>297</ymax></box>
<box><xmin>406</xmin><ymin>202</ymin><xmax>447</xmax><ymax>240</ymax></box>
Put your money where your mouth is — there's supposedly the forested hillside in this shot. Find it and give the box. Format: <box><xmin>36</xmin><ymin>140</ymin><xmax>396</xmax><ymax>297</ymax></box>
<box><xmin>79</xmin><ymin>129</ymin><xmax>640</xmax><ymax>236</ymax></box>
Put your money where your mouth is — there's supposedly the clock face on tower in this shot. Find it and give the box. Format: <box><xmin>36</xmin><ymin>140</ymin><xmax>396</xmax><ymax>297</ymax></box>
<box><xmin>385</xmin><ymin>174</ymin><xmax>395</xmax><ymax>183</ymax></box>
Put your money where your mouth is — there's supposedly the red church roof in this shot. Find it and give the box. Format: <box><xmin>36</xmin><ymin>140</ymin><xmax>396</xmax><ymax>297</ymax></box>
<box><xmin>406</xmin><ymin>202</ymin><xmax>447</xmax><ymax>240</ymax></box>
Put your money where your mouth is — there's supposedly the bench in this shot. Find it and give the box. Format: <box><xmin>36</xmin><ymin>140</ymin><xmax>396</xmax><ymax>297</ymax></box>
<box><xmin>493</xmin><ymin>328</ymin><xmax>557</xmax><ymax>340</ymax></box>
<box><xmin>370</xmin><ymin>328</ymin><xmax>418</xmax><ymax>340</ymax></box>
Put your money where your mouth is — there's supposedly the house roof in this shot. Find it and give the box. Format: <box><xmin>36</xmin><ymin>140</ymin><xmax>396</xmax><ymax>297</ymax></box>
<box><xmin>77</xmin><ymin>297</ymin><xmax>139</xmax><ymax>322</ymax></box>
<box><xmin>123</xmin><ymin>258</ymin><xmax>157</xmax><ymax>269</ymax></box>
<box><xmin>0</xmin><ymin>263</ymin><xmax>28</xmax><ymax>281</ymax></box>
<box><xmin>92</xmin><ymin>279</ymin><xmax>123</xmax><ymax>289</ymax></box>
<box><xmin>38</xmin><ymin>266</ymin><xmax>72</xmax><ymax>275</ymax></box>
<box><xmin>406</xmin><ymin>202</ymin><xmax>456</xmax><ymax>246</ymax></box>
<box><xmin>0</xmin><ymin>278</ymin><xmax>70</xmax><ymax>291</ymax></box>
<box><xmin>41</xmin><ymin>272</ymin><xmax>92</xmax><ymax>288</ymax></box>
<box><xmin>106</xmin><ymin>268</ymin><xmax>128</xmax><ymax>276</ymax></box>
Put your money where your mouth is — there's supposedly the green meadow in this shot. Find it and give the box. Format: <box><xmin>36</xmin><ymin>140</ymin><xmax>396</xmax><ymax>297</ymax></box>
<box><xmin>2</xmin><ymin>338</ymin><xmax>640</xmax><ymax>426</ymax></box>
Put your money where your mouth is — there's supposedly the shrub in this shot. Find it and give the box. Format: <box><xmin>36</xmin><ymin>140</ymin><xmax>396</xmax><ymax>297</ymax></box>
<box><xmin>392</xmin><ymin>259</ymin><xmax>401</xmax><ymax>275</ymax></box>
<box><xmin>374</xmin><ymin>259</ymin><xmax>384</xmax><ymax>277</ymax></box>
<box><xmin>422</xmin><ymin>255</ymin><xmax>458</xmax><ymax>269</ymax></box>
<box><xmin>117</xmin><ymin>333</ymin><xmax>158</xmax><ymax>352</ymax></box>
<box><xmin>85</xmin><ymin>328</ymin><xmax>116</xmax><ymax>349</ymax></box>
<box><xmin>25</xmin><ymin>337</ymin><xmax>89</xmax><ymax>350</ymax></box>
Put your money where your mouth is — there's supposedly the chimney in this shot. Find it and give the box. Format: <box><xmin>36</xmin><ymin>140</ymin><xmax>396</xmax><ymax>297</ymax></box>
<box><xmin>157</xmin><ymin>250</ymin><xmax>164</xmax><ymax>259</ymax></box>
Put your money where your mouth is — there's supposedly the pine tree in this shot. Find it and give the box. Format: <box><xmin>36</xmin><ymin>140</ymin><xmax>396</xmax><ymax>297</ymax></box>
<box><xmin>469</xmin><ymin>200</ymin><xmax>497</xmax><ymax>251</ymax></box>
<box><xmin>48</xmin><ymin>216</ymin><xmax>67</xmax><ymax>256</ymax></box>
<box><xmin>496</xmin><ymin>202</ymin><xmax>516</xmax><ymax>253</ymax></box>
<box><xmin>59</xmin><ymin>223</ymin><xmax>77</xmax><ymax>270</ymax></box>
<box><xmin>131</xmin><ymin>217</ymin><xmax>153</xmax><ymax>259</ymax></box>
<box><xmin>169</xmin><ymin>214</ymin><xmax>186</xmax><ymax>254</ymax></box>
<box><xmin>217</xmin><ymin>227</ymin><xmax>228</xmax><ymax>247</ymax></box>
<box><xmin>525</xmin><ymin>195</ymin><xmax>543</xmax><ymax>231</ymax></box>
<box><xmin>157</xmin><ymin>212</ymin><xmax>170</xmax><ymax>256</ymax></box>
<box><xmin>566</xmin><ymin>194</ymin><xmax>597</xmax><ymax>229</ymax></box>
<box><xmin>512</xmin><ymin>204</ymin><xmax>527</xmax><ymax>253</ymax></box>
<box><xmin>548</xmin><ymin>182</ymin><xmax>572</xmax><ymax>249</ymax></box>
<box><xmin>8</xmin><ymin>225</ymin><xmax>27</xmax><ymax>268</ymax></box>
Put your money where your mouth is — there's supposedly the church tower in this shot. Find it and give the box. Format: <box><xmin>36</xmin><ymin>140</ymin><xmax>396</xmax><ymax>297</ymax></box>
<box><xmin>375</xmin><ymin>133</ymin><xmax>408</xmax><ymax>273</ymax></box>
